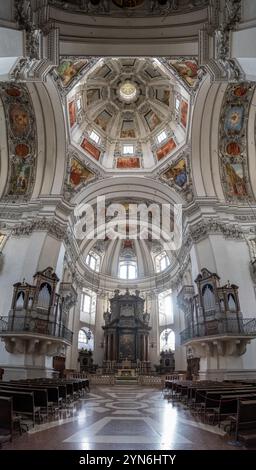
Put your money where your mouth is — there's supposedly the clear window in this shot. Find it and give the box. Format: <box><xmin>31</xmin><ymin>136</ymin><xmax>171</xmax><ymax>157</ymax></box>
<box><xmin>157</xmin><ymin>130</ymin><xmax>167</xmax><ymax>144</ymax></box>
<box><xmin>160</xmin><ymin>329</ymin><xmax>175</xmax><ymax>351</ymax></box>
<box><xmin>90</xmin><ymin>130</ymin><xmax>100</xmax><ymax>144</ymax></box>
<box><xmin>77</xmin><ymin>97</ymin><xmax>82</xmax><ymax>111</ymax></box>
<box><xmin>158</xmin><ymin>291</ymin><xmax>173</xmax><ymax>326</ymax></box>
<box><xmin>119</xmin><ymin>261</ymin><xmax>137</xmax><ymax>279</ymax></box>
<box><xmin>80</xmin><ymin>291</ymin><xmax>97</xmax><ymax>324</ymax></box>
<box><xmin>78</xmin><ymin>328</ymin><xmax>94</xmax><ymax>351</ymax></box>
<box><xmin>83</xmin><ymin>294</ymin><xmax>91</xmax><ymax>313</ymax></box>
<box><xmin>123</xmin><ymin>144</ymin><xmax>134</xmax><ymax>155</ymax></box>
<box><xmin>155</xmin><ymin>251</ymin><xmax>170</xmax><ymax>273</ymax></box>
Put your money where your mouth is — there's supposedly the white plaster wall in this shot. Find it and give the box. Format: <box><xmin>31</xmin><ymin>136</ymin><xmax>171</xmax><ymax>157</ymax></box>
<box><xmin>0</xmin><ymin>27</ymin><xmax>23</xmax><ymax>57</ymax></box>
<box><xmin>0</xmin><ymin>232</ymin><xmax>47</xmax><ymax>314</ymax></box>
<box><xmin>232</xmin><ymin>28</ymin><xmax>256</xmax><ymax>59</ymax></box>
<box><xmin>0</xmin><ymin>94</ymin><xmax>8</xmax><ymax>197</ymax></box>
<box><xmin>208</xmin><ymin>235</ymin><xmax>256</xmax><ymax>317</ymax></box>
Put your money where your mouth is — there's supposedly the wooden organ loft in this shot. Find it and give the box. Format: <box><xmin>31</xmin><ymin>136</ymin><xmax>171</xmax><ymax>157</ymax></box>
<box><xmin>0</xmin><ymin>267</ymin><xmax>75</xmax><ymax>356</ymax></box>
<box><xmin>178</xmin><ymin>268</ymin><xmax>256</xmax><ymax>358</ymax></box>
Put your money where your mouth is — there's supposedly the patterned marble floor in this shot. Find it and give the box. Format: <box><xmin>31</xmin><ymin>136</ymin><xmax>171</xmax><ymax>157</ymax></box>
<box><xmin>2</xmin><ymin>385</ymin><xmax>244</xmax><ymax>450</ymax></box>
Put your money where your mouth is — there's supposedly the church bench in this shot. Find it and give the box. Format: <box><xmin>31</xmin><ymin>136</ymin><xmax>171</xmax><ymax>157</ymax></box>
<box><xmin>0</xmin><ymin>389</ymin><xmax>39</xmax><ymax>426</ymax></box>
<box><xmin>11</xmin><ymin>381</ymin><xmax>61</xmax><ymax>410</ymax></box>
<box><xmin>201</xmin><ymin>389</ymin><xmax>256</xmax><ymax>421</ymax></box>
<box><xmin>193</xmin><ymin>387</ymin><xmax>256</xmax><ymax>413</ymax></box>
<box><xmin>0</xmin><ymin>396</ymin><xmax>13</xmax><ymax>447</ymax></box>
<box><xmin>0</xmin><ymin>383</ymin><xmax>49</xmax><ymax>418</ymax></box>
<box><xmin>215</xmin><ymin>393</ymin><xmax>256</xmax><ymax>427</ymax></box>
<box><xmin>232</xmin><ymin>399</ymin><xmax>256</xmax><ymax>446</ymax></box>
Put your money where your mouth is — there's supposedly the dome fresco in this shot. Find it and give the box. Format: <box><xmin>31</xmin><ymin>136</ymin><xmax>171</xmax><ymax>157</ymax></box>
<box><xmin>67</xmin><ymin>57</ymin><xmax>190</xmax><ymax>171</ymax></box>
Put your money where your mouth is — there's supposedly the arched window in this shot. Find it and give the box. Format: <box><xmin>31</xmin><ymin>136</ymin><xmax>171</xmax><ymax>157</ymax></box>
<box><xmin>155</xmin><ymin>251</ymin><xmax>170</xmax><ymax>273</ymax></box>
<box><xmin>119</xmin><ymin>261</ymin><xmax>137</xmax><ymax>280</ymax></box>
<box><xmin>78</xmin><ymin>328</ymin><xmax>94</xmax><ymax>351</ymax></box>
<box><xmin>80</xmin><ymin>290</ymin><xmax>97</xmax><ymax>324</ymax></box>
<box><xmin>86</xmin><ymin>251</ymin><xmax>100</xmax><ymax>272</ymax></box>
<box><xmin>158</xmin><ymin>291</ymin><xmax>173</xmax><ymax>325</ymax></box>
<box><xmin>160</xmin><ymin>329</ymin><xmax>175</xmax><ymax>351</ymax></box>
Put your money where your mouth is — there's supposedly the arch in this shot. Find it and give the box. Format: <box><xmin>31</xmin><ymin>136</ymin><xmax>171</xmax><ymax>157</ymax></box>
<box><xmin>160</xmin><ymin>329</ymin><xmax>175</xmax><ymax>352</ymax></box>
<box><xmin>37</xmin><ymin>283</ymin><xmax>52</xmax><ymax>309</ymax></box>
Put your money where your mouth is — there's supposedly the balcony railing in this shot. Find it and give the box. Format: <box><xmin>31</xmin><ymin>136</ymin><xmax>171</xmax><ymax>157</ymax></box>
<box><xmin>180</xmin><ymin>318</ymin><xmax>256</xmax><ymax>345</ymax></box>
<box><xmin>0</xmin><ymin>315</ymin><xmax>73</xmax><ymax>344</ymax></box>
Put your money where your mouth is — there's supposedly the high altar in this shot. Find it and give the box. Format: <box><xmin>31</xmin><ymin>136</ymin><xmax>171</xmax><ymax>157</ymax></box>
<box><xmin>102</xmin><ymin>289</ymin><xmax>151</xmax><ymax>373</ymax></box>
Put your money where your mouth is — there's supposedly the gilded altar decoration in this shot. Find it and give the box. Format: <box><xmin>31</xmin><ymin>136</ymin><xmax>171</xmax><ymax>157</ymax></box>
<box><xmin>0</xmin><ymin>84</ymin><xmax>37</xmax><ymax>199</ymax></box>
<box><xmin>219</xmin><ymin>82</ymin><xmax>255</xmax><ymax>201</ymax></box>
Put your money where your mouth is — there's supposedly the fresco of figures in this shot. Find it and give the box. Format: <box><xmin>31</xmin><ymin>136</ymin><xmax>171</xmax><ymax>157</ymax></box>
<box><xmin>69</xmin><ymin>158</ymin><xmax>94</xmax><ymax>187</ymax></box>
<box><xmin>180</xmin><ymin>100</ymin><xmax>188</xmax><ymax>128</ymax></box>
<box><xmin>116</xmin><ymin>157</ymin><xmax>140</xmax><ymax>169</ymax></box>
<box><xmin>155</xmin><ymin>88</ymin><xmax>170</xmax><ymax>106</ymax></box>
<box><xmin>156</xmin><ymin>138</ymin><xmax>176</xmax><ymax>161</ymax></box>
<box><xmin>87</xmin><ymin>88</ymin><xmax>101</xmax><ymax>106</ymax></box>
<box><xmin>68</xmin><ymin>101</ymin><xmax>77</xmax><ymax>128</ymax></box>
<box><xmin>0</xmin><ymin>84</ymin><xmax>37</xmax><ymax>199</ymax></box>
<box><xmin>56</xmin><ymin>59</ymin><xmax>88</xmax><ymax>87</ymax></box>
<box><xmin>81</xmin><ymin>138</ymin><xmax>101</xmax><ymax>161</ymax></box>
<box><xmin>162</xmin><ymin>159</ymin><xmax>187</xmax><ymax>188</ymax></box>
<box><xmin>168</xmin><ymin>58</ymin><xmax>199</xmax><ymax>88</ymax></box>
<box><xmin>120</xmin><ymin>120</ymin><xmax>136</xmax><ymax>138</ymax></box>
<box><xmin>144</xmin><ymin>110</ymin><xmax>162</xmax><ymax>131</ymax></box>
<box><xmin>219</xmin><ymin>82</ymin><xmax>255</xmax><ymax>200</ymax></box>
<box><xmin>94</xmin><ymin>110</ymin><xmax>112</xmax><ymax>132</ymax></box>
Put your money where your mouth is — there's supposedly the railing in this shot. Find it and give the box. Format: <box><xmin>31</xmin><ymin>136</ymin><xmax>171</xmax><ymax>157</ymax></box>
<box><xmin>0</xmin><ymin>315</ymin><xmax>73</xmax><ymax>343</ymax></box>
<box><xmin>180</xmin><ymin>317</ymin><xmax>256</xmax><ymax>345</ymax></box>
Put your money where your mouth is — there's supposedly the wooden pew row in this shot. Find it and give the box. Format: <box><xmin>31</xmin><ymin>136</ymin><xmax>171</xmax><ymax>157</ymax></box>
<box><xmin>201</xmin><ymin>389</ymin><xmax>256</xmax><ymax>421</ymax></box>
<box><xmin>11</xmin><ymin>381</ymin><xmax>62</xmax><ymax>409</ymax></box>
<box><xmin>216</xmin><ymin>393</ymin><xmax>256</xmax><ymax>427</ymax></box>
<box><xmin>231</xmin><ymin>399</ymin><xmax>256</xmax><ymax>446</ymax></box>
<box><xmin>0</xmin><ymin>383</ymin><xmax>50</xmax><ymax>417</ymax></box>
<box><xmin>0</xmin><ymin>389</ymin><xmax>39</xmax><ymax>426</ymax></box>
<box><xmin>0</xmin><ymin>397</ymin><xmax>13</xmax><ymax>447</ymax></box>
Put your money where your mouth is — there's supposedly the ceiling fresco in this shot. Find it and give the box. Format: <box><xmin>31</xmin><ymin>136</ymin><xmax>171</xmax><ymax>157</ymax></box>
<box><xmin>219</xmin><ymin>82</ymin><xmax>255</xmax><ymax>202</ymax></box>
<box><xmin>66</xmin><ymin>57</ymin><xmax>192</xmax><ymax>171</ymax></box>
<box><xmin>0</xmin><ymin>84</ymin><xmax>37</xmax><ymax>201</ymax></box>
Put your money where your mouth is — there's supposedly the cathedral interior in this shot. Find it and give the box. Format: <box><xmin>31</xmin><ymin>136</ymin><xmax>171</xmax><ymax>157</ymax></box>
<box><xmin>1</xmin><ymin>0</ymin><xmax>256</xmax><ymax>453</ymax></box>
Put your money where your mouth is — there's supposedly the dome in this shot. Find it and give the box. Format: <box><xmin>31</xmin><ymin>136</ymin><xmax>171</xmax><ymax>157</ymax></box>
<box><xmin>67</xmin><ymin>57</ymin><xmax>190</xmax><ymax>171</ymax></box>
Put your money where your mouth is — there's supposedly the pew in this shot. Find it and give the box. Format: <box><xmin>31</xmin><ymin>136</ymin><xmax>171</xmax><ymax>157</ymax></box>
<box><xmin>232</xmin><ymin>399</ymin><xmax>256</xmax><ymax>446</ymax></box>
<box><xmin>0</xmin><ymin>389</ymin><xmax>39</xmax><ymax>426</ymax></box>
<box><xmin>0</xmin><ymin>396</ymin><xmax>13</xmax><ymax>447</ymax></box>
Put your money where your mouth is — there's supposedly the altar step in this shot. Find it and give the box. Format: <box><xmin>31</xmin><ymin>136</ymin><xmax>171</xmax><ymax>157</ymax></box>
<box><xmin>115</xmin><ymin>376</ymin><xmax>138</xmax><ymax>385</ymax></box>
